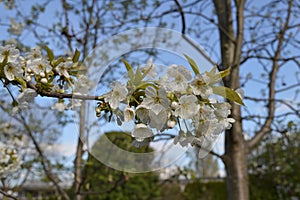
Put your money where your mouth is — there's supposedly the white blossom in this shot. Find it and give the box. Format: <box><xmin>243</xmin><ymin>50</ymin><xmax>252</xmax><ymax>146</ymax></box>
<box><xmin>141</xmin><ymin>86</ymin><xmax>169</xmax><ymax>115</ymax></box>
<box><xmin>4</xmin><ymin>62</ymin><xmax>22</xmax><ymax>81</ymax></box>
<box><xmin>220</xmin><ymin>118</ymin><xmax>236</xmax><ymax>129</ymax></box>
<box><xmin>135</xmin><ymin>105</ymin><xmax>150</xmax><ymax>124</ymax></box>
<box><xmin>0</xmin><ymin>44</ymin><xmax>19</xmax><ymax>63</ymax></box>
<box><xmin>214</xmin><ymin>102</ymin><xmax>231</xmax><ymax>118</ymax></box>
<box><xmin>12</xmin><ymin>88</ymin><xmax>37</xmax><ymax>114</ymax></box>
<box><xmin>8</xmin><ymin>18</ymin><xmax>23</xmax><ymax>36</ymax></box>
<box><xmin>174</xmin><ymin>95</ymin><xmax>199</xmax><ymax>119</ymax></box>
<box><xmin>56</xmin><ymin>60</ymin><xmax>74</xmax><ymax>78</ymax></box>
<box><xmin>105</xmin><ymin>81</ymin><xmax>128</xmax><ymax>109</ymax></box>
<box><xmin>173</xmin><ymin>130</ymin><xmax>194</xmax><ymax>147</ymax></box>
<box><xmin>25</xmin><ymin>47</ymin><xmax>43</xmax><ymax>61</ymax></box>
<box><xmin>51</xmin><ymin>102</ymin><xmax>67</xmax><ymax>112</ymax></box>
<box><xmin>0</xmin><ymin>141</ymin><xmax>21</xmax><ymax>176</ymax></box>
<box><xmin>27</xmin><ymin>58</ymin><xmax>52</xmax><ymax>75</ymax></box>
<box><xmin>73</xmin><ymin>74</ymin><xmax>90</xmax><ymax>95</ymax></box>
<box><xmin>17</xmin><ymin>88</ymin><xmax>37</xmax><ymax>104</ymax></box>
<box><xmin>190</xmin><ymin>73</ymin><xmax>213</xmax><ymax>98</ymax></box>
<box><xmin>132</xmin><ymin>123</ymin><xmax>153</xmax><ymax>142</ymax></box>
<box><xmin>149</xmin><ymin>109</ymin><xmax>168</xmax><ymax>131</ymax></box>
<box><xmin>165</xmin><ymin>64</ymin><xmax>192</xmax><ymax>92</ymax></box>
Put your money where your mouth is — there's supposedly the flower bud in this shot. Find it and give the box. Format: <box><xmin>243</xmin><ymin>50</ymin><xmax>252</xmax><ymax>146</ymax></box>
<box><xmin>41</xmin><ymin>78</ymin><xmax>48</xmax><ymax>84</ymax></box>
<box><xmin>25</xmin><ymin>75</ymin><xmax>31</xmax><ymax>82</ymax></box>
<box><xmin>58</xmin><ymin>89</ymin><xmax>65</xmax><ymax>93</ymax></box>
<box><xmin>96</xmin><ymin>107</ymin><xmax>101</xmax><ymax>113</ymax></box>
<box><xmin>167</xmin><ymin>120</ymin><xmax>176</xmax><ymax>128</ymax></box>
<box><xmin>171</xmin><ymin>101</ymin><xmax>179</xmax><ymax>110</ymax></box>
<box><xmin>40</xmin><ymin>72</ymin><xmax>46</xmax><ymax>77</ymax></box>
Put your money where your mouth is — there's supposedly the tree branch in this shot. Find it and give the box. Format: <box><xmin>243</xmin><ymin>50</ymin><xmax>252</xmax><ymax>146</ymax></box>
<box><xmin>26</xmin><ymin>82</ymin><xmax>103</xmax><ymax>101</ymax></box>
<box><xmin>173</xmin><ymin>0</ymin><xmax>186</xmax><ymax>35</ymax></box>
<box><xmin>0</xmin><ymin>189</ymin><xmax>18</xmax><ymax>200</ymax></box>
<box><xmin>248</xmin><ymin>0</ymin><xmax>294</xmax><ymax>149</ymax></box>
<box><xmin>0</xmin><ymin>104</ymin><xmax>71</xmax><ymax>200</ymax></box>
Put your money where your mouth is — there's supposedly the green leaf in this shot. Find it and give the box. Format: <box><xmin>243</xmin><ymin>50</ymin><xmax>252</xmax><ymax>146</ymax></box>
<box><xmin>140</xmin><ymin>63</ymin><xmax>154</xmax><ymax>80</ymax></box>
<box><xmin>137</xmin><ymin>82</ymin><xmax>158</xmax><ymax>90</ymax></box>
<box><xmin>44</xmin><ymin>46</ymin><xmax>55</xmax><ymax>62</ymax></box>
<box><xmin>212</xmin><ymin>86</ymin><xmax>245</xmax><ymax>105</ymax></box>
<box><xmin>121</xmin><ymin>59</ymin><xmax>134</xmax><ymax>81</ymax></box>
<box><xmin>72</xmin><ymin>49</ymin><xmax>80</xmax><ymax>62</ymax></box>
<box><xmin>15</xmin><ymin>76</ymin><xmax>27</xmax><ymax>90</ymax></box>
<box><xmin>287</xmin><ymin>121</ymin><xmax>295</xmax><ymax>129</ymax></box>
<box><xmin>184</xmin><ymin>54</ymin><xmax>200</xmax><ymax>75</ymax></box>
<box><xmin>53</xmin><ymin>57</ymin><xmax>65</xmax><ymax>67</ymax></box>
<box><xmin>205</xmin><ymin>66</ymin><xmax>231</xmax><ymax>85</ymax></box>
<box><xmin>134</xmin><ymin>66</ymin><xmax>143</xmax><ymax>86</ymax></box>
<box><xmin>218</xmin><ymin>67</ymin><xmax>231</xmax><ymax>78</ymax></box>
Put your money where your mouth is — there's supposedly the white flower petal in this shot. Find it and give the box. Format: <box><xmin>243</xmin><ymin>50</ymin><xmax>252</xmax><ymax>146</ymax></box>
<box><xmin>17</xmin><ymin>88</ymin><xmax>37</xmax><ymax>104</ymax></box>
<box><xmin>132</xmin><ymin>123</ymin><xmax>153</xmax><ymax>141</ymax></box>
<box><xmin>124</xmin><ymin>107</ymin><xmax>135</xmax><ymax>122</ymax></box>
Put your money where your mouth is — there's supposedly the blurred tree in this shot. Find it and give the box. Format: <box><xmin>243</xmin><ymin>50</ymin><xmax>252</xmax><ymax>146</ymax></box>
<box><xmin>249</xmin><ymin>127</ymin><xmax>300</xmax><ymax>199</ymax></box>
<box><xmin>183</xmin><ymin>180</ymin><xmax>227</xmax><ymax>200</ymax></box>
<box><xmin>0</xmin><ymin>93</ymin><xmax>70</xmax><ymax>199</ymax></box>
<box><xmin>78</xmin><ymin>131</ymin><xmax>160</xmax><ymax>200</ymax></box>
<box><xmin>189</xmin><ymin>147</ymin><xmax>220</xmax><ymax>178</ymax></box>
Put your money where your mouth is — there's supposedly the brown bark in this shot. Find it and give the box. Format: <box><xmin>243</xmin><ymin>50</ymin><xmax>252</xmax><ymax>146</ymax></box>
<box><xmin>74</xmin><ymin>101</ymin><xmax>86</xmax><ymax>200</ymax></box>
<box><xmin>212</xmin><ymin>0</ymin><xmax>249</xmax><ymax>199</ymax></box>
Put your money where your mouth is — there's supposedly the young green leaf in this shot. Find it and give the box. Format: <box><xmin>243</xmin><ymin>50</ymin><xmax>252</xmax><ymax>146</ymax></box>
<box><xmin>184</xmin><ymin>54</ymin><xmax>200</xmax><ymax>75</ymax></box>
<box><xmin>44</xmin><ymin>46</ymin><xmax>55</xmax><ymax>62</ymax></box>
<box><xmin>134</xmin><ymin>66</ymin><xmax>143</xmax><ymax>86</ymax></box>
<box><xmin>121</xmin><ymin>59</ymin><xmax>134</xmax><ymax>81</ymax></box>
<box><xmin>212</xmin><ymin>86</ymin><xmax>245</xmax><ymax>105</ymax></box>
<box><xmin>140</xmin><ymin>63</ymin><xmax>154</xmax><ymax>80</ymax></box>
<box><xmin>218</xmin><ymin>67</ymin><xmax>231</xmax><ymax>79</ymax></box>
<box><xmin>53</xmin><ymin>57</ymin><xmax>65</xmax><ymax>67</ymax></box>
<box><xmin>72</xmin><ymin>49</ymin><xmax>80</xmax><ymax>62</ymax></box>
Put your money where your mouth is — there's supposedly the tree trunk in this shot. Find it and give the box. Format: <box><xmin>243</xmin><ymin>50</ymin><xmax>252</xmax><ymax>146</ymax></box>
<box><xmin>74</xmin><ymin>101</ymin><xmax>86</xmax><ymax>200</ymax></box>
<box><xmin>212</xmin><ymin>0</ymin><xmax>249</xmax><ymax>199</ymax></box>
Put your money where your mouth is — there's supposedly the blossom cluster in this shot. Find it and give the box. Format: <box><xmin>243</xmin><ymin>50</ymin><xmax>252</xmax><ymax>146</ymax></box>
<box><xmin>0</xmin><ymin>44</ymin><xmax>88</xmax><ymax>113</ymax></box>
<box><xmin>0</xmin><ymin>42</ymin><xmax>244</xmax><ymax>153</ymax></box>
<box><xmin>0</xmin><ymin>122</ymin><xmax>25</xmax><ymax>176</ymax></box>
<box><xmin>97</xmin><ymin>57</ymin><xmax>244</xmax><ymax>148</ymax></box>
<box><xmin>0</xmin><ymin>141</ymin><xmax>21</xmax><ymax>175</ymax></box>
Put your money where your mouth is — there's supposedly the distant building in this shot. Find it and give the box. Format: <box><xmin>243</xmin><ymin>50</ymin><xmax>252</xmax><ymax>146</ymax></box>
<box><xmin>17</xmin><ymin>180</ymin><xmax>70</xmax><ymax>200</ymax></box>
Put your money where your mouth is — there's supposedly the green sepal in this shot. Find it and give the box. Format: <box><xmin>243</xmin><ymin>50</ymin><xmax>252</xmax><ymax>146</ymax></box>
<box><xmin>219</xmin><ymin>67</ymin><xmax>231</xmax><ymax>78</ymax></box>
<box><xmin>140</xmin><ymin>63</ymin><xmax>154</xmax><ymax>80</ymax></box>
<box><xmin>134</xmin><ymin>66</ymin><xmax>143</xmax><ymax>86</ymax></box>
<box><xmin>121</xmin><ymin>59</ymin><xmax>134</xmax><ymax>80</ymax></box>
<box><xmin>212</xmin><ymin>86</ymin><xmax>245</xmax><ymax>105</ymax></box>
<box><xmin>53</xmin><ymin>57</ymin><xmax>65</xmax><ymax>67</ymax></box>
<box><xmin>137</xmin><ymin>82</ymin><xmax>158</xmax><ymax>90</ymax></box>
<box><xmin>14</xmin><ymin>76</ymin><xmax>27</xmax><ymax>90</ymax></box>
<box><xmin>44</xmin><ymin>46</ymin><xmax>55</xmax><ymax>62</ymax></box>
<box><xmin>184</xmin><ymin>54</ymin><xmax>200</xmax><ymax>75</ymax></box>
<box><xmin>72</xmin><ymin>49</ymin><xmax>80</xmax><ymax>62</ymax></box>
<box><xmin>205</xmin><ymin>66</ymin><xmax>231</xmax><ymax>84</ymax></box>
